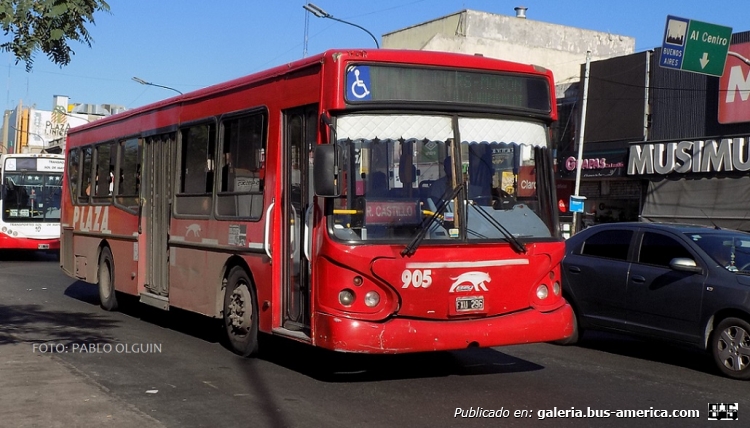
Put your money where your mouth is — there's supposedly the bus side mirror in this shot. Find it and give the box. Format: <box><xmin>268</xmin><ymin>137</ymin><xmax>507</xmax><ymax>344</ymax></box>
<box><xmin>313</xmin><ymin>144</ymin><xmax>342</xmax><ymax>197</ymax></box>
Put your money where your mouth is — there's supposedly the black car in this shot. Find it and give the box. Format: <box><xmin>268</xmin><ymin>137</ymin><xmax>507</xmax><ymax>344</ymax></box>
<box><xmin>560</xmin><ymin>222</ymin><xmax>750</xmax><ymax>380</ymax></box>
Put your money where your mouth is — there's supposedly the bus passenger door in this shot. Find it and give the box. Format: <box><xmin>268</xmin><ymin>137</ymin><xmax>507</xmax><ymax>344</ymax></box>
<box><xmin>282</xmin><ymin>106</ymin><xmax>316</xmax><ymax>333</ymax></box>
<box><xmin>141</xmin><ymin>134</ymin><xmax>174</xmax><ymax>309</ymax></box>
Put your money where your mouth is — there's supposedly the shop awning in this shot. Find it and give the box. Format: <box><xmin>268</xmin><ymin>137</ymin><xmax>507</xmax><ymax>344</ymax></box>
<box><xmin>641</xmin><ymin>176</ymin><xmax>750</xmax><ymax>231</ymax></box>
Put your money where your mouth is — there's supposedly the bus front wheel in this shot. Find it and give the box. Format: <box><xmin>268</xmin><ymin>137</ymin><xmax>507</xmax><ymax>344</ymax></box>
<box><xmin>98</xmin><ymin>247</ymin><xmax>118</xmax><ymax>311</ymax></box>
<box><xmin>223</xmin><ymin>267</ymin><xmax>259</xmax><ymax>357</ymax></box>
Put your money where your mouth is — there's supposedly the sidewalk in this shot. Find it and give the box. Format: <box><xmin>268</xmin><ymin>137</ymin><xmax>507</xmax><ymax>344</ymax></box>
<box><xmin>0</xmin><ymin>342</ymin><xmax>164</xmax><ymax>428</ymax></box>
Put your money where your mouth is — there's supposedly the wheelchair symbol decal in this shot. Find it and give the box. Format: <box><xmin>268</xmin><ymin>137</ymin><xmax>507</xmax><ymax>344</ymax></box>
<box><xmin>347</xmin><ymin>66</ymin><xmax>372</xmax><ymax>100</ymax></box>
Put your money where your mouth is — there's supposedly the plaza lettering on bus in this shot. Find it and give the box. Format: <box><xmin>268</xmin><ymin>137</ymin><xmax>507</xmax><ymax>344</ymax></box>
<box><xmin>365</xmin><ymin>200</ymin><xmax>421</xmax><ymax>225</ymax></box>
<box><xmin>73</xmin><ymin>205</ymin><xmax>110</xmax><ymax>232</ymax></box>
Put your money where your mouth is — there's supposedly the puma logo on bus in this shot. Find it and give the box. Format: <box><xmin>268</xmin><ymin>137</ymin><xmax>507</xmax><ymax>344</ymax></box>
<box><xmin>449</xmin><ymin>272</ymin><xmax>491</xmax><ymax>293</ymax></box>
<box><xmin>186</xmin><ymin>224</ymin><xmax>201</xmax><ymax>238</ymax></box>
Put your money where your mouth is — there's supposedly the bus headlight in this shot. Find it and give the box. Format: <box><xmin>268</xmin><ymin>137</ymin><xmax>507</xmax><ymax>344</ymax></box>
<box><xmin>536</xmin><ymin>284</ymin><xmax>549</xmax><ymax>300</ymax></box>
<box><xmin>553</xmin><ymin>281</ymin><xmax>561</xmax><ymax>296</ymax></box>
<box><xmin>364</xmin><ymin>291</ymin><xmax>380</xmax><ymax>307</ymax></box>
<box><xmin>339</xmin><ymin>289</ymin><xmax>355</xmax><ymax>306</ymax></box>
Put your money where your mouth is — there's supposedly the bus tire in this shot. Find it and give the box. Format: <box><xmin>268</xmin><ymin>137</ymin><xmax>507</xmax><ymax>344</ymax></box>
<box><xmin>223</xmin><ymin>266</ymin><xmax>259</xmax><ymax>357</ymax></box>
<box><xmin>98</xmin><ymin>247</ymin><xmax>118</xmax><ymax>311</ymax></box>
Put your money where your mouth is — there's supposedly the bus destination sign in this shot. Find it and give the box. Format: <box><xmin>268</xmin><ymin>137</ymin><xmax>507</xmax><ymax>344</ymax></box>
<box><xmin>345</xmin><ymin>65</ymin><xmax>551</xmax><ymax>113</ymax></box>
<box><xmin>365</xmin><ymin>200</ymin><xmax>421</xmax><ymax>226</ymax></box>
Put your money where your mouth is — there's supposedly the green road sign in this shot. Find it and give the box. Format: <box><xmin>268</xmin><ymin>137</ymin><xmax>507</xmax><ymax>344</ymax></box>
<box><xmin>661</xmin><ymin>16</ymin><xmax>732</xmax><ymax>77</ymax></box>
<box><xmin>683</xmin><ymin>19</ymin><xmax>732</xmax><ymax>76</ymax></box>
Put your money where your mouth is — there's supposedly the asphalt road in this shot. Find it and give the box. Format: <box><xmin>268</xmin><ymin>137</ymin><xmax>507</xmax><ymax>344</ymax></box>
<box><xmin>0</xmin><ymin>252</ymin><xmax>746</xmax><ymax>428</ymax></box>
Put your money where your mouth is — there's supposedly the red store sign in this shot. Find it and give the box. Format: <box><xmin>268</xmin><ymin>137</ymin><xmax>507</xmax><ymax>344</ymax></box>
<box><xmin>719</xmin><ymin>41</ymin><xmax>750</xmax><ymax>124</ymax></box>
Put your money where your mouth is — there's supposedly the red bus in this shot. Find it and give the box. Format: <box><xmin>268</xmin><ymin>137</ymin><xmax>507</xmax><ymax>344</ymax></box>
<box><xmin>1</xmin><ymin>153</ymin><xmax>64</xmax><ymax>251</ymax></box>
<box><xmin>61</xmin><ymin>49</ymin><xmax>573</xmax><ymax>356</ymax></box>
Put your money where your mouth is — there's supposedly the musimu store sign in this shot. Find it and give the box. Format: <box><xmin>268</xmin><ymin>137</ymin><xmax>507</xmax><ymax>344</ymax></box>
<box><xmin>627</xmin><ymin>137</ymin><xmax>750</xmax><ymax>175</ymax></box>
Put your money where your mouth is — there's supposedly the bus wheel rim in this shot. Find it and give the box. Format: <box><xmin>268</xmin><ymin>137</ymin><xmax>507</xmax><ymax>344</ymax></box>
<box><xmin>100</xmin><ymin>262</ymin><xmax>111</xmax><ymax>299</ymax></box>
<box><xmin>228</xmin><ymin>283</ymin><xmax>252</xmax><ymax>335</ymax></box>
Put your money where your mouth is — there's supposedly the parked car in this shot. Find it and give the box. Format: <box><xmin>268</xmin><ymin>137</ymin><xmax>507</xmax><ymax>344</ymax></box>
<box><xmin>560</xmin><ymin>222</ymin><xmax>750</xmax><ymax>380</ymax></box>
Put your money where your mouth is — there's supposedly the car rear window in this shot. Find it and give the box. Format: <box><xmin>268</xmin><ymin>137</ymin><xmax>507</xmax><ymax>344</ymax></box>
<box><xmin>580</xmin><ymin>229</ymin><xmax>632</xmax><ymax>260</ymax></box>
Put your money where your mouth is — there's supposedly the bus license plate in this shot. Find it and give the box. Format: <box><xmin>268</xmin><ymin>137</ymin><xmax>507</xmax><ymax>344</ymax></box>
<box><xmin>456</xmin><ymin>296</ymin><xmax>484</xmax><ymax>312</ymax></box>
<box><xmin>38</xmin><ymin>244</ymin><xmax>50</xmax><ymax>250</ymax></box>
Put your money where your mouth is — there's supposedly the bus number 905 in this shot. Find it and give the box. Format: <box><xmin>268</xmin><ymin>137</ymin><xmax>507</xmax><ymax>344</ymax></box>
<box><xmin>401</xmin><ymin>269</ymin><xmax>433</xmax><ymax>289</ymax></box>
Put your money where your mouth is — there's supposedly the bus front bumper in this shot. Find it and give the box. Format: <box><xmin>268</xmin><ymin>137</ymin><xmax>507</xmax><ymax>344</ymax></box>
<box><xmin>312</xmin><ymin>303</ymin><xmax>573</xmax><ymax>354</ymax></box>
<box><xmin>0</xmin><ymin>234</ymin><xmax>60</xmax><ymax>251</ymax></box>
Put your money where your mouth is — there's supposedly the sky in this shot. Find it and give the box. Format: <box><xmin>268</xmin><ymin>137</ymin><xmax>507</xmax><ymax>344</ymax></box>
<box><xmin>3</xmin><ymin>0</ymin><xmax>750</xmax><ymax>112</ymax></box>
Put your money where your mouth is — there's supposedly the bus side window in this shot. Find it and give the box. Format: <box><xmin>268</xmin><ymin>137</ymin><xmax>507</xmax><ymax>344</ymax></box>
<box><xmin>80</xmin><ymin>146</ymin><xmax>93</xmax><ymax>202</ymax></box>
<box><xmin>94</xmin><ymin>142</ymin><xmax>114</xmax><ymax>199</ymax></box>
<box><xmin>177</xmin><ymin>122</ymin><xmax>216</xmax><ymax>215</ymax></box>
<box><xmin>216</xmin><ymin>111</ymin><xmax>266</xmax><ymax>219</ymax></box>
<box><xmin>114</xmin><ymin>138</ymin><xmax>141</xmax><ymax>211</ymax></box>
<box><xmin>67</xmin><ymin>148</ymin><xmax>80</xmax><ymax>202</ymax></box>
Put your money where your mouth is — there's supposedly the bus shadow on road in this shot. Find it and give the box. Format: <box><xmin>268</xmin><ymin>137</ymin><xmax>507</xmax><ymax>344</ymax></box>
<box><xmin>0</xmin><ymin>249</ymin><xmax>59</xmax><ymax>262</ymax></box>
<box><xmin>63</xmin><ymin>279</ymin><xmax>545</xmax><ymax>381</ymax></box>
<box><xmin>0</xmin><ymin>301</ymin><xmax>120</xmax><ymax>346</ymax></box>
<box><xmin>63</xmin><ymin>280</ymin><xmax>224</xmax><ymax>345</ymax></box>
<box><xmin>252</xmin><ymin>335</ymin><xmax>544</xmax><ymax>382</ymax></box>
<box><xmin>63</xmin><ymin>280</ymin><xmax>102</xmax><ymax>306</ymax></box>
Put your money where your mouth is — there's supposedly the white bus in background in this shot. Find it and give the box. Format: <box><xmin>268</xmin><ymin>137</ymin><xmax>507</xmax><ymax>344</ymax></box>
<box><xmin>0</xmin><ymin>153</ymin><xmax>64</xmax><ymax>251</ymax></box>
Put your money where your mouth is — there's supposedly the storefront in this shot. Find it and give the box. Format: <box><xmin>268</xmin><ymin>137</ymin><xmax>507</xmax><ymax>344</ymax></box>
<box><xmin>557</xmin><ymin>148</ymin><xmax>642</xmax><ymax>234</ymax></box>
<box><xmin>628</xmin><ymin>136</ymin><xmax>750</xmax><ymax>231</ymax></box>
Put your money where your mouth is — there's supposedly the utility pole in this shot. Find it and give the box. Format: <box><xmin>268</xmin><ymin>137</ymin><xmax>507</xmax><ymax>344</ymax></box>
<box><xmin>571</xmin><ymin>50</ymin><xmax>591</xmax><ymax>235</ymax></box>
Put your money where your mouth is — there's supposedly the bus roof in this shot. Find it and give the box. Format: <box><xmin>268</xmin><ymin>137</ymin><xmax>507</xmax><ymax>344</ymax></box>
<box><xmin>0</xmin><ymin>153</ymin><xmax>64</xmax><ymax>159</ymax></box>
<box><xmin>68</xmin><ymin>49</ymin><xmax>554</xmax><ymax>138</ymax></box>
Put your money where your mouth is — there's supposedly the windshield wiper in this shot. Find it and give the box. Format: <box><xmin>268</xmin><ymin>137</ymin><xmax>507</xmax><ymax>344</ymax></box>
<box><xmin>401</xmin><ymin>183</ymin><xmax>464</xmax><ymax>257</ymax></box>
<box><xmin>467</xmin><ymin>201</ymin><xmax>527</xmax><ymax>254</ymax></box>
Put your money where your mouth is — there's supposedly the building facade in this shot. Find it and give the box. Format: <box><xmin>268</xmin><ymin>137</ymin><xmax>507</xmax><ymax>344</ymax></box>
<box><xmin>382</xmin><ymin>7</ymin><xmax>636</xmax><ymax>234</ymax></box>
<box><xmin>2</xmin><ymin>96</ymin><xmax>124</xmax><ymax>154</ymax></box>
<box><xmin>571</xmin><ymin>31</ymin><xmax>750</xmax><ymax>231</ymax></box>
<box><xmin>382</xmin><ymin>8</ymin><xmax>635</xmax><ymax>92</ymax></box>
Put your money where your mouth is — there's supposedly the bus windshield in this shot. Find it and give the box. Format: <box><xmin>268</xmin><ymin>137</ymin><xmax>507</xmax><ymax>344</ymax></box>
<box><xmin>2</xmin><ymin>172</ymin><xmax>63</xmax><ymax>222</ymax></box>
<box><xmin>330</xmin><ymin>114</ymin><xmax>555</xmax><ymax>243</ymax></box>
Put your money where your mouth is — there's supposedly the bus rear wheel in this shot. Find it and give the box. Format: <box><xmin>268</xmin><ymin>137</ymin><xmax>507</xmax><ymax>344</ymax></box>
<box><xmin>98</xmin><ymin>247</ymin><xmax>118</xmax><ymax>311</ymax></box>
<box><xmin>223</xmin><ymin>267</ymin><xmax>259</xmax><ymax>357</ymax></box>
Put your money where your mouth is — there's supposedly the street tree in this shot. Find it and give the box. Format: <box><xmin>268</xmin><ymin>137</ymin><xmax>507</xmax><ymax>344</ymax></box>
<box><xmin>0</xmin><ymin>0</ymin><xmax>110</xmax><ymax>71</ymax></box>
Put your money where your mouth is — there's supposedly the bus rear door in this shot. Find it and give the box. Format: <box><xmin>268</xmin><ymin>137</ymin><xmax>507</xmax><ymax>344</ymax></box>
<box><xmin>141</xmin><ymin>134</ymin><xmax>175</xmax><ymax>309</ymax></box>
